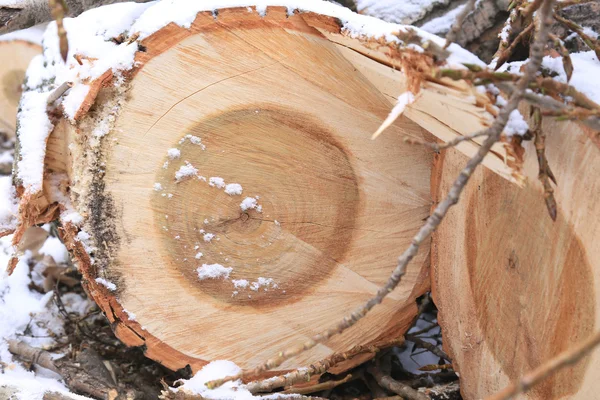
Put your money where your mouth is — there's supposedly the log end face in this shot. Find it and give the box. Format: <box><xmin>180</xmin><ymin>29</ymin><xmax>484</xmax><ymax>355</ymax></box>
<box><xmin>464</xmin><ymin>170</ymin><xmax>595</xmax><ymax>398</ymax></box>
<box><xmin>152</xmin><ymin>107</ymin><xmax>360</xmax><ymax>308</ymax></box>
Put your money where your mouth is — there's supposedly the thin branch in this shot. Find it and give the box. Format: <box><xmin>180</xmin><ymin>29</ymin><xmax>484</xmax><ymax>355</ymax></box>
<box><xmin>495</xmin><ymin>22</ymin><xmax>534</xmax><ymax>70</ymax></box>
<box><xmin>369</xmin><ymin>359</ymin><xmax>428</xmax><ymax>400</ymax></box>
<box><xmin>554</xmin><ymin>13</ymin><xmax>600</xmax><ymax>59</ymax></box>
<box><xmin>246</xmin><ymin>338</ymin><xmax>403</xmax><ymax>394</ymax></box>
<box><xmin>0</xmin><ymin>0</ymin><xmax>152</xmax><ymax>35</ymax></box>
<box><xmin>404</xmin><ymin>131</ymin><xmax>490</xmax><ymax>151</ymax></box>
<box><xmin>444</xmin><ymin>0</ymin><xmax>476</xmax><ymax>48</ymax></box>
<box><xmin>48</xmin><ymin>0</ymin><xmax>68</xmax><ymax>62</ymax></box>
<box><xmin>486</xmin><ymin>330</ymin><xmax>600</xmax><ymax>400</ymax></box>
<box><xmin>495</xmin><ymin>82</ymin><xmax>600</xmax><ymax>131</ymax></box>
<box><xmin>405</xmin><ymin>335</ymin><xmax>451</xmax><ymax>362</ymax></box>
<box><xmin>46</xmin><ymin>81</ymin><xmax>72</xmax><ymax>105</ymax></box>
<box><xmin>281</xmin><ymin>374</ymin><xmax>353</xmax><ymax>395</ymax></box>
<box><xmin>418</xmin><ymin>364</ymin><xmax>454</xmax><ymax>371</ymax></box>
<box><xmin>531</xmin><ymin>106</ymin><xmax>558</xmax><ymax>221</ymax></box>
<box><xmin>549</xmin><ymin>33</ymin><xmax>573</xmax><ymax>81</ymax></box>
<box><xmin>7</xmin><ymin>339</ymin><xmax>60</xmax><ymax>373</ymax></box>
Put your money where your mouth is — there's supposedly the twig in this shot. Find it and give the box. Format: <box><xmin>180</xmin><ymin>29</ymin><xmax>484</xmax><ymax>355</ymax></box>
<box><xmin>7</xmin><ymin>339</ymin><xmax>60</xmax><ymax>373</ymax></box>
<box><xmin>48</xmin><ymin>0</ymin><xmax>68</xmax><ymax>62</ymax></box>
<box><xmin>246</xmin><ymin>338</ymin><xmax>403</xmax><ymax>393</ymax></box>
<box><xmin>485</xmin><ymin>330</ymin><xmax>600</xmax><ymax>400</ymax></box>
<box><xmin>444</xmin><ymin>0</ymin><xmax>476</xmax><ymax>48</ymax></box>
<box><xmin>46</xmin><ymin>81</ymin><xmax>72</xmax><ymax>105</ymax></box>
<box><xmin>281</xmin><ymin>374</ymin><xmax>353</xmax><ymax>395</ymax></box>
<box><xmin>405</xmin><ymin>335</ymin><xmax>451</xmax><ymax>362</ymax></box>
<box><xmin>549</xmin><ymin>33</ymin><xmax>573</xmax><ymax>81</ymax></box>
<box><xmin>207</xmin><ymin>0</ymin><xmax>554</xmax><ymax>389</ymax></box>
<box><xmin>531</xmin><ymin>107</ymin><xmax>558</xmax><ymax>220</ymax></box>
<box><xmin>521</xmin><ymin>0</ymin><xmax>543</xmax><ymax>20</ymax></box>
<box><xmin>369</xmin><ymin>357</ymin><xmax>428</xmax><ymax>400</ymax></box>
<box><xmin>0</xmin><ymin>0</ymin><xmax>153</xmax><ymax>35</ymax></box>
<box><xmin>418</xmin><ymin>364</ymin><xmax>454</xmax><ymax>371</ymax></box>
<box><xmin>554</xmin><ymin>13</ymin><xmax>600</xmax><ymax>58</ymax></box>
<box><xmin>495</xmin><ymin>22</ymin><xmax>534</xmax><ymax>70</ymax></box>
<box><xmin>495</xmin><ymin>82</ymin><xmax>600</xmax><ymax>131</ymax></box>
<box><xmin>404</xmin><ymin>131</ymin><xmax>490</xmax><ymax>151</ymax></box>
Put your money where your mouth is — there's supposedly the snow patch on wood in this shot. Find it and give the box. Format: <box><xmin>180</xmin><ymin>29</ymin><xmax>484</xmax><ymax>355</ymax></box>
<box><xmin>197</xmin><ymin>263</ymin><xmax>233</xmax><ymax>280</ymax></box>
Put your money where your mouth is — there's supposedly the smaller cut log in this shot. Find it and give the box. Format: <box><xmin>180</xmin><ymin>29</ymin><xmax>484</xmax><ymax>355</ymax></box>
<box><xmin>431</xmin><ymin>115</ymin><xmax>600</xmax><ymax>399</ymax></box>
<box><xmin>0</xmin><ymin>39</ymin><xmax>40</xmax><ymax>137</ymax></box>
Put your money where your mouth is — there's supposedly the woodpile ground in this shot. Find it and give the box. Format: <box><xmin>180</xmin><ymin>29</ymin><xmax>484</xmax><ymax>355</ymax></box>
<box><xmin>0</xmin><ymin>0</ymin><xmax>599</xmax><ymax>399</ymax></box>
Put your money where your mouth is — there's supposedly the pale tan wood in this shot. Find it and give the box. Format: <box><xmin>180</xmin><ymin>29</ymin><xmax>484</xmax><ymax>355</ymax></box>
<box><xmin>0</xmin><ymin>40</ymin><xmax>40</xmax><ymax>136</ymax></box>
<box><xmin>44</xmin><ymin>8</ymin><xmax>436</xmax><ymax>374</ymax></box>
<box><xmin>324</xmin><ymin>34</ymin><xmax>521</xmax><ymax>185</ymax></box>
<box><xmin>431</xmin><ymin>115</ymin><xmax>600</xmax><ymax>399</ymax></box>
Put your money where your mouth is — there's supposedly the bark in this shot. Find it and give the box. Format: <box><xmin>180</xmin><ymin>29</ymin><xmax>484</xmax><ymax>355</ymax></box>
<box><xmin>0</xmin><ymin>0</ymin><xmax>151</xmax><ymax>35</ymax></box>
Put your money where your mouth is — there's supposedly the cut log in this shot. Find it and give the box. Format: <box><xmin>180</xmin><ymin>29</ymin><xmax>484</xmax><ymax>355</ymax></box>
<box><xmin>46</xmin><ymin>6</ymin><xmax>439</xmax><ymax>375</ymax></box>
<box><xmin>0</xmin><ymin>39</ymin><xmax>40</xmax><ymax>137</ymax></box>
<box><xmin>10</xmin><ymin>2</ymin><xmax>517</xmax><ymax>377</ymax></box>
<box><xmin>431</xmin><ymin>116</ymin><xmax>600</xmax><ymax>398</ymax></box>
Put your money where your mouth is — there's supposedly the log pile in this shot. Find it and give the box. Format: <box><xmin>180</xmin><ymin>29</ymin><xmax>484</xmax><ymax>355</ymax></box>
<box><xmin>1</xmin><ymin>0</ymin><xmax>599</xmax><ymax>398</ymax></box>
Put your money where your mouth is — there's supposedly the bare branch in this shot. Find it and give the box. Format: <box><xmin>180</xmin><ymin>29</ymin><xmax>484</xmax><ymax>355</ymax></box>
<box><xmin>369</xmin><ymin>357</ymin><xmax>428</xmax><ymax>400</ymax></box>
<box><xmin>7</xmin><ymin>339</ymin><xmax>60</xmax><ymax>374</ymax></box>
<box><xmin>0</xmin><ymin>0</ymin><xmax>152</xmax><ymax>35</ymax></box>
<box><xmin>404</xmin><ymin>131</ymin><xmax>490</xmax><ymax>151</ymax></box>
<box><xmin>486</xmin><ymin>330</ymin><xmax>600</xmax><ymax>400</ymax></box>
<box><xmin>245</xmin><ymin>338</ymin><xmax>403</xmax><ymax>394</ymax></box>
<box><xmin>531</xmin><ymin>106</ymin><xmax>558</xmax><ymax>220</ymax></box>
<box><xmin>405</xmin><ymin>334</ymin><xmax>451</xmax><ymax>362</ymax></box>
<box><xmin>48</xmin><ymin>0</ymin><xmax>68</xmax><ymax>61</ymax></box>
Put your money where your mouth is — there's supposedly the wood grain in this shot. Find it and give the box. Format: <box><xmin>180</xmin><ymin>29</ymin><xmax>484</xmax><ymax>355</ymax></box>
<box><xmin>51</xmin><ymin>7</ymin><xmax>435</xmax><ymax>374</ymax></box>
<box><xmin>431</xmin><ymin>114</ymin><xmax>600</xmax><ymax>399</ymax></box>
<box><xmin>0</xmin><ymin>39</ymin><xmax>40</xmax><ymax>136</ymax></box>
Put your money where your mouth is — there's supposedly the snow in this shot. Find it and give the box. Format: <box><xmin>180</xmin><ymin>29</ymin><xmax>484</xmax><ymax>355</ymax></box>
<box><xmin>95</xmin><ymin>277</ymin><xmax>117</xmax><ymax>291</ymax></box>
<box><xmin>203</xmin><ymin>232</ymin><xmax>215</xmax><ymax>242</ymax></box>
<box><xmin>173</xmin><ymin>360</ymin><xmax>253</xmax><ymax>399</ymax></box>
<box><xmin>504</xmin><ymin>109</ymin><xmax>529</xmax><ymax>136</ymax></box>
<box><xmin>542</xmin><ymin>51</ymin><xmax>600</xmax><ymax>106</ymax></box>
<box><xmin>420</xmin><ymin>4</ymin><xmax>465</xmax><ymax>35</ymax></box>
<box><xmin>39</xmin><ymin>236</ymin><xmax>69</xmax><ymax>264</ymax></box>
<box><xmin>179</xmin><ymin>134</ymin><xmax>206</xmax><ymax>150</ymax></box>
<box><xmin>0</xmin><ymin>23</ymin><xmax>46</xmax><ymax>45</ymax></box>
<box><xmin>0</xmin><ymin>176</ymin><xmax>18</xmax><ymax>233</ymax></box>
<box><xmin>15</xmin><ymin>91</ymin><xmax>53</xmax><ymax>194</ymax></box>
<box><xmin>15</xmin><ymin>0</ymin><xmax>486</xmax><ymax>198</ymax></box>
<box><xmin>209</xmin><ymin>177</ymin><xmax>226</xmax><ymax>188</ymax></box>
<box><xmin>240</xmin><ymin>197</ymin><xmax>258</xmax><ymax>211</ymax></box>
<box><xmin>225</xmin><ymin>183</ymin><xmax>243</xmax><ymax>196</ymax></box>
<box><xmin>195</xmin><ymin>252</ymin><xmax>203</xmax><ymax>259</ymax></box>
<box><xmin>0</xmin><ymin>235</ymin><xmax>93</xmax><ymax>399</ymax></box>
<box><xmin>197</xmin><ymin>264</ymin><xmax>233</xmax><ymax>280</ymax></box>
<box><xmin>357</xmin><ymin>0</ymin><xmax>449</xmax><ymax>25</ymax></box>
<box><xmin>167</xmin><ymin>148</ymin><xmax>181</xmax><ymax>159</ymax></box>
<box><xmin>154</xmin><ymin>182</ymin><xmax>163</xmax><ymax>191</ymax></box>
<box><xmin>61</xmin><ymin>83</ymin><xmax>90</xmax><ymax>120</ymax></box>
<box><xmin>175</xmin><ymin>161</ymin><xmax>199</xmax><ymax>181</ymax></box>
<box><xmin>124</xmin><ymin>309</ymin><xmax>137</xmax><ymax>321</ymax></box>
<box><xmin>232</xmin><ymin>279</ymin><xmax>250</xmax><ymax>289</ymax></box>
<box><xmin>250</xmin><ymin>277</ymin><xmax>278</xmax><ymax>291</ymax></box>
